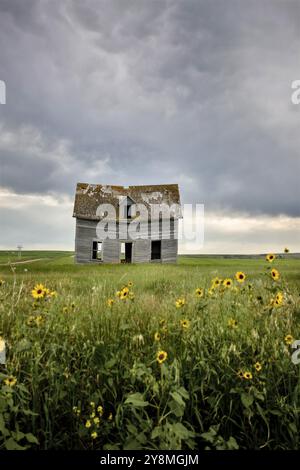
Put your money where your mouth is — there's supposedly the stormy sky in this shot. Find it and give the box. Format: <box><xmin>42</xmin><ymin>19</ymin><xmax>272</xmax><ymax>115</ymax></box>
<box><xmin>0</xmin><ymin>0</ymin><xmax>300</xmax><ymax>253</ymax></box>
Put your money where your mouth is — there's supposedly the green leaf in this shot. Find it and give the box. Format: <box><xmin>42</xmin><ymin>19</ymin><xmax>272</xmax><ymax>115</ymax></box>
<box><xmin>170</xmin><ymin>391</ymin><xmax>185</xmax><ymax>407</ymax></box>
<box><xmin>227</xmin><ymin>436</ymin><xmax>239</xmax><ymax>450</ymax></box>
<box><xmin>0</xmin><ymin>413</ymin><xmax>9</xmax><ymax>437</ymax></box>
<box><xmin>151</xmin><ymin>426</ymin><xmax>161</xmax><ymax>439</ymax></box>
<box><xmin>25</xmin><ymin>433</ymin><xmax>39</xmax><ymax>444</ymax></box>
<box><xmin>124</xmin><ymin>393</ymin><xmax>149</xmax><ymax>408</ymax></box>
<box><xmin>241</xmin><ymin>393</ymin><xmax>254</xmax><ymax>408</ymax></box>
<box><xmin>288</xmin><ymin>422</ymin><xmax>297</xmax><ymax>434</ymax></box>
<box><xmin>5</xmin><ymin>437</ymin><xmax>26</xmax><ymax>450</ymax></box>
<box><xmin>177</xmin><ymin>386</ymin><xmax>189</xmax><ymax>400</ymax></box>
<box><xmin>173</xmin><ymin>422</ymin><xmax>195</xmax><ymax>440</ymax></box>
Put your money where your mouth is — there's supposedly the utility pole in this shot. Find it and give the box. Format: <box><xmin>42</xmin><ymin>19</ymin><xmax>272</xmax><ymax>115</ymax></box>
<box><xmin>17</xmin><ymin>244</ymin><xmax>23</xmax><ymax>259</ymax></box>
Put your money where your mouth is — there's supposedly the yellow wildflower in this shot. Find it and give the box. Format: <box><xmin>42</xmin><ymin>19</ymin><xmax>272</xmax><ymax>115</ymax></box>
<box><xmin>285</xmin><ymin>334</ymin><xmax>294</xmax><ymax>345</ymax></box>
<box><xmin>211</xmin><ymin>277</ymin><xmax>222</xmax><ymax>288</ymax></box>
<box><xmin>271</xmin><ymin>269</ymin><xmax>280</xmax><ymax>281</ymax></box>
<box><xmin>180</xmin><ymin>319</ymin><xmax>190</xmax><ymax>329</ymax></box>
<box><xmin>4</xmin><ymin>376</ymin><xmax>17</xmax><ymax>387</ymax></box>
<box><xmin>156</xmin><ymin>350</ymin><xmax>167</xmax><ymax>364</ymax></box>
<box><xmin>223</xmin><ymin>278</ymin><xmax>233</xmax><ymax>288</ymax></box>
<box><xmin>266</xmin><ymin>253</ymin><xmax>276</xmax><ymax>262</ymax></box>
<box><xmin>175</xmin><ymin>298</ymin><xmax>185</xmax><ymax>308</ymax></box>
<box><xmin>235</xmin><ymin>272</ymin><xmax>246</xmax><ymax>283</ymax></box>
<box><xmin>254</xmin><ymin>362</ymin><xmax>262</xmax><ymax>372</ymax></box>
<box><xmin>154</xmin><ymin>332</ymin><xmax>160</xmax><ymax>341</ymax></box>
<box><xmin>243</xmin><ymin>371</ymin><xmax>253</xmax><ymax>380</ymax></box>
<box><xmin>228</xmin><ymin>318</ymin><xmax>238</xmax><ymax>329</ymax></box>
<box><xmin>31</xmin><ymin>284</ymin><xmax>45</xmax><ymax>299</ymax></box>
<box><xmin>195</xmin><ymin>287</ymin><xmax>204</xmax><ymax>298</ymax></box>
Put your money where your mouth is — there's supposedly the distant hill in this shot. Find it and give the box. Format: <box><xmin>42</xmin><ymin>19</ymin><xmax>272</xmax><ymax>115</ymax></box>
<box><xmin>179</xmin><ymin>253</ymin><xmax>300</xmax><ymax>259</ymax></box>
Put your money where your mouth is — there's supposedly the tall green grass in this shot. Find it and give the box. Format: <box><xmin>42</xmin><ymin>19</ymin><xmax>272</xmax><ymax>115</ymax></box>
<box><xmin>0</xmin><ymin>255</ymin><xmax>299</xmax><ymax>449</ymax></box>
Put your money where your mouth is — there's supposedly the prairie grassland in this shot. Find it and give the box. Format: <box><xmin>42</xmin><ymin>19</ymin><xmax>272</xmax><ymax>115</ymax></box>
<box><xmin>0</xmin><ymin>253</ymin><xmax>299</xmax><ymax>450</ymax></box>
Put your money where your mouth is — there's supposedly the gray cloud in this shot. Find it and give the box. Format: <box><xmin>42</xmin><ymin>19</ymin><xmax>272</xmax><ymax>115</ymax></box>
<box><xmin>0</xmin><ymin>0</ymin><xmax>300</xmax><ymax>249</ymax></box>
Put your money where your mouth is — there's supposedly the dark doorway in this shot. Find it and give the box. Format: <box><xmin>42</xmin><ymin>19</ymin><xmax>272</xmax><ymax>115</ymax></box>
<box><xmin>92</xmin><ymin>241</ymin><xmax>102</xmax><ymax>260</ymax></box>
<box><xmin>125</xmin><ymin>243</ymin><xmax>132</xmax><ymax>263</ymax></box>
<box><xmin>151</xmin><ymin>240</ymin><xmax>161</xmax><ymax>260</ymax></box>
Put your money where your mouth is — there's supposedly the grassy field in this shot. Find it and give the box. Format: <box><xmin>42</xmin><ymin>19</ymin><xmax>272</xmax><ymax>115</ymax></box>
<box><xmin>0</xmin><ymin>252</ymin><xmax>299</xmax><ymax>450</ymax></box>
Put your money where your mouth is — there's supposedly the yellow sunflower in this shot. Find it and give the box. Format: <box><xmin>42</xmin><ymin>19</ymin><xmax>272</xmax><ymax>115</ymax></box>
<box><xmin>154</xmin><ymin>332</ymin><xmax>161</xmax><ymax>341</ymax></box>
<box><xmin>156</xmin><ymin>350</ymin><xmax>167</xmax><ymax>364</ymax></box>
<box><xmin>211</xmin><ymin>277</ymin><xmax>222</xmax><ymax>288</ymax></box>
<box><xmin>266</xmin><ymin>253</ymin><xmax>276</xmax><ymax>262</ymax></box>
<box><xmin>175</xmin><ymin>298</ymin><xmax>185</xmax><ymax>308</ymax></box>
<box><xmin>31</xmin><ymin>283</ymin><xmax>46</xmax><ymax>299</ymax></box>
<box><xmin>235</xmin><ymin>272</ymin><xmax>246</xmax><ymax>283</ymax></box>
<box><xmin>119</xmin><ymin>288</ymin><xmax>129</xmax><ymax>300</ymax></box>
<box><xmin>127</xmin><ymin>281</ymin><xmax>133</xmax><ymax>287</ymax></box>
<box><xmin>4</xmin><ymin>376</ymin><xmax>17</xmax><ymax>387</ymax></box>
<box><xmin>180</xmin><ymin>319</ymin><xmax>190</xmax><ymax>329</ymax></box>
<box><xmin>228</xmin><ymin>318</ymin><xmax>238</xmax><ymax>328</ymax></box>
<box><xmin>243</xmin><ymin>371</ymin><xmax>253</xmax><ymax>380</ymax></box>
<box><xmin>285</xmin><ymin>334</ymin><xmax>294</xmax><ymax>345</ymax></box>
<box><xmin>271</xmin><ymin>269</ymin><xmax>280</xmax><ymax>281</ymax></box>
<box><xmin>223</xmin><ymin>278</ymin><xmax>233</xmax><ymax>288</ymax></box>
<box><xmin>254</xmin><ymin>362</ymin><xmax>262</xmax><ymax>372</ymax></box>
<box><xmin>274</xmin><ymin>292</ymin><xmax>283</xmax><ymax>307</ymax></box>
<box><xmin>107</xmin><ymin>298</ymin><xmax>114</xmax><ymax>307</ymax></box>
<box><xmin>195</xmin><ymin>287</ymin><xmax>204</xmax><ymax>298</ymax></box>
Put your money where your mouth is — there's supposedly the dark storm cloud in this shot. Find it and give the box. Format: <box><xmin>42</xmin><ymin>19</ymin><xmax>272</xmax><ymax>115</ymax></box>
<box><xmin>0</xmin><ymin>0</ymin><xmax>300</xmax><ymax>215</ymax></box>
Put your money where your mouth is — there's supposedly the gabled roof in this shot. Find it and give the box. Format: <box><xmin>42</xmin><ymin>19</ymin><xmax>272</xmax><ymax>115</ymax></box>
<box><xmin>73</xmin><ymin>183</ymin><xmax>181</xmax><ymax>220</ymax></box>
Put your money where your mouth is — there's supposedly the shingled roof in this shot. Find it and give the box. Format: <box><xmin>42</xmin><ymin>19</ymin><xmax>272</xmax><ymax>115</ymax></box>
<box><xmin>73</xmin><ymin>183</ymin><xmax>181</xmax><ymax>220</ymax></box>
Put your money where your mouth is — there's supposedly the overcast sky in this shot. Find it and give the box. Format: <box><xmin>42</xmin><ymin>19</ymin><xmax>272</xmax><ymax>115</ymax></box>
<box><xmin>0</xmin><ymin>0</ymin><xmax>300</xmax><ymax>253</ymax></box>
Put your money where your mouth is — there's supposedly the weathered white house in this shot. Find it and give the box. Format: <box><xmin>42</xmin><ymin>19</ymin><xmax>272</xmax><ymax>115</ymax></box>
<box><xmin>73</xmin><ymin>183</ymin><xmax>182</xmax><ymax>264</ymax></box>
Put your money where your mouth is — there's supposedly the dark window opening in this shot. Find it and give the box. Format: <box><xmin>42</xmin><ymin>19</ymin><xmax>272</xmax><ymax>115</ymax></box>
<box><xmin>126</xmin><ymin>204</ymin><xmax>132</xmax><ymax>219</ymax></box>
<box><xmin>125</xmin><ymin>197</ymin><xmax>135</xmax><ymax>219</ymax></box>
<box><xmin>92</xmin><ymin>241</ymin><xmax>102</xmax><ymax>260</ymax></box>
<box><xmin>121</xmin><ymin>242</ymin><xmax>132</xmax><ymax>263</ymax></box>
<box><xmin>151</xmin><ymin>240</ymin><xmax>161</xmax><ymax>260</ymax></box>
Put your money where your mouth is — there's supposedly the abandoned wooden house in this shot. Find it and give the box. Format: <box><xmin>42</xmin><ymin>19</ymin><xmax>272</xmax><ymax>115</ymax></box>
<box><xmin>73</xmin><ymin>183</ymin><xmax>182</xmax><ymax>263</ymax></box>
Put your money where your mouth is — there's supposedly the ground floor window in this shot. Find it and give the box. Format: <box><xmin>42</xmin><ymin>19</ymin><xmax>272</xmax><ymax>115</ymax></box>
<box><xmin>92</xmin><ymin>241</ymin><xmax>102</xmax><ymax>260</ymax></box>
<box><xmin>121</xmin><ymin>242</ymin><xmax>132</xmax><ymax>263</ymax></box>
<box><xmin>151</xmin><ymin>240</ymin><xmax>161</xmax><ymax>260</ymax></box>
